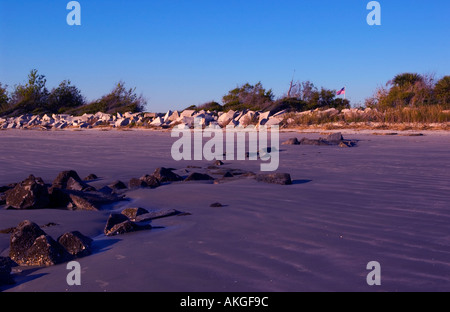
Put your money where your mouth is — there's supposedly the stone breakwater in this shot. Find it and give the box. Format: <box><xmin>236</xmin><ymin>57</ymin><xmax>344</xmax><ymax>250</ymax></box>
<box><xmin>1</xmin><ymin>107</ymin><xmax>449</xmax><ymax>130</ymax></box>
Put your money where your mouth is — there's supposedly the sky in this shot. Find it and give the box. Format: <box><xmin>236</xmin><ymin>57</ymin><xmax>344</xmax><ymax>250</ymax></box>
<box><xmin>0</xmin><ymin>0</ymin><xmax>449</xmax><ymax>112</ymax></box>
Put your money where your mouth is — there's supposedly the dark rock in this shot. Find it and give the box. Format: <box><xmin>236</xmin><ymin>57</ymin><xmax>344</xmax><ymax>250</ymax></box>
<box><xmin>222</xmin><ymin>171</ymin><xmax>234</xmax><ymax>178</ymax></box>
<box><xmin>104</xmin><ymin>213</ymin><xmax>151</xmax><ymax>236</ymax></box>
<box><xmin>282</xmin><ymin>137</ymin><xmax>300</xmax><ymax>145</ymax></box>
<box><xmin>52</xmin><ymin>170</ymin><xmax>83</xmax><ymax>189</ymax></box>
<box><xmin>326</xmin><ymin>132</ymin><xmax>344</xmax><ymax>142</ymax></box>
<box><xmin>135</xmin><ymin>209</ymin><xmax>182</xmax><ymax>222</ymax></box>
<box><xmin>0</xmin><ymin>257</ymin><xmax>15</xmax><ymax>286</ymax></box>
<box><xmin>104</xmin><ymin>213</ymin><xmax>129</xmax><ymax>233</ymax></box>
<box><xmin>152</xmin><ymin>167</ymin><xmax>183</xmax><ymax>183</ymax></box>
<box><xmin>210</xmin><ymin>202</ymin><xmax>223</xmax><ymax>208</ymax></box>
<box><xmin>121</xmin><ymin>207</ymin><xmax>149</xmax><ymax>221</ymax></box>
<box><xmin>83</xmin><ymin>174</ymin><xmax>98</xmax><ymax>181</ymax></box>
<box><xmin>299</xmin><ymin>137</ymin><xmax>331</xmax><ymax>146</ymax></box>
<box><xmin>47</xmin><ymin>187</ymin><xmax>72</xmax><ymax>208</ymax></box>
<box><xmin>67</xmin><ymin>190</ymin><xmax>122</xmax><ymax>211</ymax></box>
<box><xmin>184</xmin><ymin>172</ymin><xmax>214</xmax><ymax>182</ymax></box>
<box><xmin>139</xmin><ymin>175</ymin><xmax>161</xmax><ymax>188</ymax></box>
<box><xmin>66</xmin><ymin>177</ymin><xmax>96</xmax><ymax>192</ymax></box>
<box><xmin>52</xmin><ymin>170</ymin><xmax>96</xmax><ymax>192</ymax></box>
<box><xmin>339</xmin><ymin>140</ymin><xmax>357</xmax><ymax>147</ymax></box>
<box><xmin>26</xmin><ymin>234</ymin><xmax>70</xmax><ymax>266</ymax></box>
<box><xmin>129</xmin><ymin>178</ymin><xmax>147</xmax><ymax>188</ymax></box>
<box><xmin>9</xmin><ymin>221</ymin><xmax>69</xmax><ymax>266</ymax></box>
<box><xmin>9</xmin><ymin>220</ymin><xmax>46</xmax><ymax>264</ymax></box>
<box><xmin>256</xmin><ymin>173</ymin><xmax>292</xmax><ymax>185</ymax></box>
<box><xmin>58</xmin><ymin>231</ymin><xmax>93</xmax><ymax>258</ymax></box>
<box><xmin>109</xmin><ymin>180</ymin><xmax>128</xmax><ymax>191</ymax></box>
<box><xmin>214</xmin><ymin>160</ymin><xmax>224</xmax><ymax>166</ymax></box>
<box><xmin>5</xmin><ymin>175</ymin><xmax>50</xmax><ymax>209</ymax></box>
<box><xmin>98</xmin><ymin>185</ymin><xmax>114</xmax><ymax>194</ymax></box>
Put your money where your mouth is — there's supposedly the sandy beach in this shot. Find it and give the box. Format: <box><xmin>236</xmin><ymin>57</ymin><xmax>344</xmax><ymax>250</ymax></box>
<box><xmin>0</xmin><ymin>128</ymin><xmax>449</xmax><ymax>292</ymax></box>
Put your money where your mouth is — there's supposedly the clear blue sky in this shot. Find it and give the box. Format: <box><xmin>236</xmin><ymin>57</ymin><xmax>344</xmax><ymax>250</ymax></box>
<box><xmin>0</xmin><ymin>0</ymin><xmax>449</xmax><ymax>112</ymax></box>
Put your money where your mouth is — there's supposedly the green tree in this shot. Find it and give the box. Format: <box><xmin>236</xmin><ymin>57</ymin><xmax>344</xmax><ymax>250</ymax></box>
<box><xmin>47</xmin><ymin>80</ymin><xmax>85</xmax><ymax>113</ymax></box>
<box><xmin>222</xmin><ymin>82</ymin><xmax>274</xmax><ymax>111</ymax></box>
<box><xmin>72</xmin><ymin>81</ymin><xmax>147</xmax><ymax>115</ymax></box>
<box><xmin>368</xmin><ymin>73</ymin><xmax>435</xmax><ymax>109</ymax></box>
<box><xmin>0</xmin><ymin>83</ymin><xmax>9</xmax><ymax>114</ymax></box>
<box><xmin>434</xmin><ymin>76</ymin><xmax>450</xmax><ymax>107</ymax></box>
<box><xmin>9</xmin><ymin>69</ymin><xmax>49</xmax><ymax>115</ymax></box>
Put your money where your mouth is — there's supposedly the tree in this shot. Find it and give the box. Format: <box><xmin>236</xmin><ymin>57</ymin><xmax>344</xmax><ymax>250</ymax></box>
<box><xmin>9</xmin><ymin>69</ymin><xmax>49</xmax><ymax>115</ymax></box>
<box><xmin>434</xmin><ymin>76</ymin><xmax>450</xmax><ymax>107</ymax></box>
<box><xmin>196</xmin><ymin>101</ymin><xmax>223</xmax><ymax>112</ymax></box>
<box><xmin>71</xmin><ymin>81</ymin><xmax>147</xmax><ymax>115</ymax></box>
<box><xmin>222</xmin><ymin>82</ymin><xmax>274</xmax><ymax>111</ymax></box>
<box><xmin>367</xmin><ymin>73</ymin><xmax>436</xmax><ymax>109</ymax></box>
<box><xmin>0</xmin><ymin>83</ymin><xmax>9</xmax><ymax>114</ymax></box>
<box><xmin>47</xmin><ymin>80</ymin><xmax>85</xmax><ymax>113</ymax></box>
<box><xmin>391</xmin><ymin>73</ymin><xmax>423</xmax><ymax>88</ymax></box>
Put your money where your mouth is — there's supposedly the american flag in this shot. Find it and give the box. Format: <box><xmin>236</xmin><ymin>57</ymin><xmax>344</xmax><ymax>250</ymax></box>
<box><xmin>336</xmin><ymin>87</ymin><xmax>346</xmax><ymax>95</ymax></box>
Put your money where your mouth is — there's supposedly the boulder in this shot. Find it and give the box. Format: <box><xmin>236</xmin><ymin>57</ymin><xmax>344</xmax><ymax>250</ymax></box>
<box><xmin>135</xmin><ymin>209</ymin><xmax>182</xmax><ymax>222</ymax></box>
<box><xmin>26</xmin><ymin>235</ymin><xmax>70</xmax><ymax>266</ymax></box>
<box><xmin>67</xmin><ymin>190</ymin><xmax>121</xmax><ymax>211</ymax></box>
<box><xmin>115</xmin><ymin>118</ymin><xmax>130</xmax><ymax>127</ymax></box>
<box><xmin>184</xmin><ymin>172</ymin><xmax>214</xmax><ymax>182</ymax></box>
<box><xmin>121</xmin><ymin>207</ymin><xmax>149</xmax><ymax>221</ymax></box>
<box><xmin>326</xmin><ymin>132</ymin><xmax>344</xmax><ymax>143</ymax></box>
<box><xmin>108</xmin><ymin>180</ymin><xmax>128</xmax><ymax>191</ymax></box>
<box><xmin>9</xmin><ymin>221</ymin><xmax>69</xmax><ymax>266</ymax></box>
<box><xmin>180</xmin><ymin>110</ymin><xmax>196</xmax><ymax>118</ymax></box>
<box><xmin>150</xmin><ymin>117</ymin><xmax>164</xmax><ymax>126</ymax></box>
<box><xmin>282</xmin><ymin>138</ymin><xmax>300</xmax><ymax>145</ymax></box>
<box><xmin>83</xmin><ymin>173</ymin><xmax>98</xmax><ymax>181</ymax></box>
<box><xmin>139</xmin><ymin>174</ymin><xmax>161</xmax><ymax>188</ymax></box>
<box><xmin>129</xmin><ymin>178</ymin><xmax>148</xmax><ymax>188</ymax></box>
<box><xmin>255</xmin><ymin>173</ymin><xmax>292</xmax><ymax>185</ymax></box>
<box><xmin>57</xmin><ymin>231</ymin><xmax>93</xmax><ymax>258</ymax></box>
<box><xmin>104</xmin><ymin>213</ymin><xmax>151</xmax><ymax>236</ymax></box>
<box><xmin>152</xmin><ymin>167</ymin><xmax>183</xmax><ymax>183</ymax></box>
<box><xmin>53</xmin><ymin>170</ymin><xmax>88</xmax><ymax>190</ymax></box>
<box><xmin>47</xmin><ymin>186</ymin><xmax>72</xmax><ymax>208</ymax></box>
<box><xmin>5</xmin><ymin>175</ymin><xmax>50</xmax><ymax>209</ymax></box>
<box><xmin>299</xmin><ymin>137</ymin><xmax>331</xmax><ymax>146</ymax></box>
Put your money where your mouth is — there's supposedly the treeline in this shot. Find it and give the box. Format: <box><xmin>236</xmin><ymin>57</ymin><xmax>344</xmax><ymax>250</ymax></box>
<box><xmin>365</xmin><ymin>73</ymin><xmax>450</xmax><ymax>110</ymax></box>
<box><xmin>188</xmin><ymin>81</ymin><xmax>351</xmax><ymax>114</ymax></box>
<box><xmin>1</xmin><ymin>70</ymin><xmax>449</xmax><ymax>118</ymax></box>
<box><xmin>0</xmin><ymin>69</ymin><xmax>146</xmax><ymax>117</ymax></box>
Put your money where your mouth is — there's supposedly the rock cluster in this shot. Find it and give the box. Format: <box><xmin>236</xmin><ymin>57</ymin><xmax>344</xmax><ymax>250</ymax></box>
<box><xmin>2</xmin><ymin>170</ymin><xmax>124</xmax><ymax>210</ymax></box>
<box><xmin>0</xmin><ymin>109</ymin><xmax>287</xmax><ymax>130</ymax></box>
<box><xmin>8</xmin><ymin>220</ymin><xmax>92</xmax><ymax>267</ymax></box>
<box><xmin>282</xmin><ymin>132</ymin><xmax>357</xmax><ymax>147</ymax></box>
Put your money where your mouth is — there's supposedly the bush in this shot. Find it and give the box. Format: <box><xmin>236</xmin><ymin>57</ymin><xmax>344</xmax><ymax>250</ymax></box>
<box><xmin>222</xmin><ymin>82</ymin><xmax>274</xmax><ymax>111</ymax></box>
<box><xmin>0</xmin><ymin>83</ymin><xmax>9</xmax><ymax>114</ymax></box>
<box><xmin>7</xmin><ymin>69</ymin><xmax>49</xmax><ymax>116</ymax></box>
<box><xmin>47</xmin><ymin>80</ymin><xmax>85</xmax><ymax>114</ymax></box>
<box><xmin>434</xmin><ymin>76</ymin><xmax>450</xmax><ymax>108</ymax></box>
<box><xmin>69</xmin><ymin>81</ymin><xmax>146</xmax><ymax>115</ymax></box>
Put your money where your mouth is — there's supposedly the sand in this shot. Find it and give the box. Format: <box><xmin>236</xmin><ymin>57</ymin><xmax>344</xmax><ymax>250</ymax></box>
<box><xmin>0</xmin><ymin>128</ymin><xmax>449</xmax><ymax>292</ymax></box>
